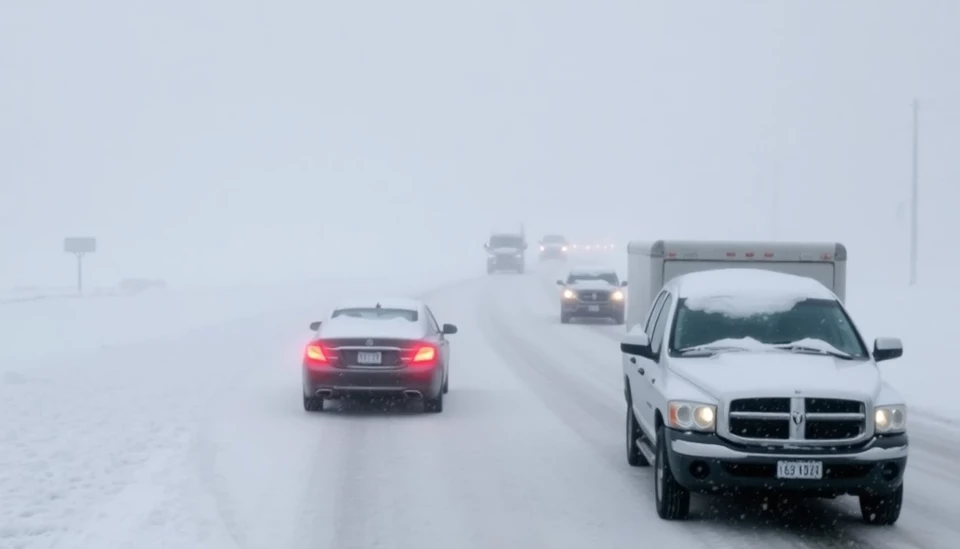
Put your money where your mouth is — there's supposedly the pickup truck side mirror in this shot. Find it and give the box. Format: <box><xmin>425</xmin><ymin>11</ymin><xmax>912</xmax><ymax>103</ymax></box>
<box><xmin>620</xmin><ymin>281</ymin><xmax>628</xmax><ymax>287</ymax></box>
<box><xmin>442</xmin><ymin>323</ymin><xmax>458</xmax><ymax>335</ymax></box>
<box><xmin>309</xmin><ymin>321</ymin><xmax>322</xmax><ymax>331</ymax></box>
<box><xmin>621</xmin><ymin>330</ymin><xmax>653</xmax><ymax>359</ymax></box>
<box><xmin>484</xmin><ymin>242</ymin><xmax>489</xmax><ymax>249</ymax></box>
<box><xmin>556</xmin><ymin>280</ymin><xmax>565</xmax><ymax>286</ymax></box>
<box><xmin>873</xmin><ymin>337</ymin><xmax>903</xmax><ymax>362</ymax></box>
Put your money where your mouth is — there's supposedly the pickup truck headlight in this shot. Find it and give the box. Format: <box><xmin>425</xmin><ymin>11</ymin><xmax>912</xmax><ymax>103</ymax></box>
<box><xmin>611</xmin><ymin>290</ymin><xmax>624</xmax><ymax>301</ymax></box>
<box><xmin>874</xmin><ymin>405</ymin><xmax>907</xmax><ymax>434</ymax></box>
<box><xmin>561</xmin><ymin>246</ymin><xmax>568</xmax><ymax>251</ymax></box>
<box><xmin>562</xmin><ymin>289</ymin><xmax>575</xmax><ymax>299</ymax></box>
<box><xmin>667</xmin><ymin>401</ymin><xmax>716</xmax><ymax>432</ymax></box>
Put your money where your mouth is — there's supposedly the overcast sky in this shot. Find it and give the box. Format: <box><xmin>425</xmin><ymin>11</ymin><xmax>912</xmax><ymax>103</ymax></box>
<box><xmin>2</xmin><ymin>1</ymin><xmax>958</xmax><ymax>287</ymax></box>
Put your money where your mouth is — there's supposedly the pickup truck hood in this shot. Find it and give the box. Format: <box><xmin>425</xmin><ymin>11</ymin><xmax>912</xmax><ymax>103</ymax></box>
<box><xmin>489</xmin><ymin>247</ymin><xmax>522</xmax><ymax>255</ymax></box>
<box><xmin>671</xmin><ymin>352</ymin><xmax>881</xmax><ymax>402</ymax></box>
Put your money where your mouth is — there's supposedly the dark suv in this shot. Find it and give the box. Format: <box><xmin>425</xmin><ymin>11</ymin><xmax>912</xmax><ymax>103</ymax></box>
<box><xmin>485</xmin><ymin>233</ymin><xmax>527</xmax><ymax>274</ymax></box>
<box><xmin>557</xmin><ymin>267</ymin><xmax>627</xmax><ymax>324</ymax></box>
<box><xmin>538</xmin><ymin>234</ymin><xmax>568</xmax><ymax>261</ymax></box>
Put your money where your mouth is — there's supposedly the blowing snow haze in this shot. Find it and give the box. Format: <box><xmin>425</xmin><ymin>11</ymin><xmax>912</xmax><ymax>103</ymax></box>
<box><xmin>2</xmin><ymin>1</ymin><xmax>959</xmax><ymax>287</ymax></box>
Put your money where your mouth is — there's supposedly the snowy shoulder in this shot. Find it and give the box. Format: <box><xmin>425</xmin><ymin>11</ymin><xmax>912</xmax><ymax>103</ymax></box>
<box><xmin>675</xmin><ymin>268</ymin><xmax>835</xmax><ymax>318</ymax></box>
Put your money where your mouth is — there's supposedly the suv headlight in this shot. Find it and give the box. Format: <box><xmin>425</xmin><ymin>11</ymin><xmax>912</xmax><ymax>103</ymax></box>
<box><xmin>611</xmin><ymin>290</ymin><xmax>624</xmax><ymax>301</ymax></box>
<box><xmin>874</xmin><ymin>405</ymin><xmax>906</xmax><ymax>434</ymax></box>
<box><xmin>562</xmin><ymin>289</ymin><xmax>575</xmax><ymax>299</ymax></box>
<box><xmin>561</xmin><ymin>246</ymin><xmax>568</xmax><ymax>251</ymax></box>
<box><xmin>667</xmin><ymin>401</ymin><xmax>716</xmax><ymax>432</ymax></box>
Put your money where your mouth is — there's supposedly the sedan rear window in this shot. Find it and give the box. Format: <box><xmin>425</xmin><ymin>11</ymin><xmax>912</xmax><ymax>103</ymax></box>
<box><xmin>331</xmin><ymin>308</ymin><xmax>418</xmax><ymax>321</ymax></box>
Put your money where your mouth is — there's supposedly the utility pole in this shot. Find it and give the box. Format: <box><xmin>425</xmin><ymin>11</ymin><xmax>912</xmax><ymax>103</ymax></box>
<box><xmin>909</xmin><ymin>99</ymin><xmax>919</xmax><ymax>286</ymax></box>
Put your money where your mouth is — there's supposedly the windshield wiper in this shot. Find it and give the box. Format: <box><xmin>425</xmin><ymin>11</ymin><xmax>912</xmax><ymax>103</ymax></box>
<box><xmin>770</xmin><ymin>343</ymin><xmax>853</xmax><ymax>360</ymax></box>
<box><xmin>675</xmin><ymin>344</ymin><xmax>753</xmax><ymax>356</ymax></box>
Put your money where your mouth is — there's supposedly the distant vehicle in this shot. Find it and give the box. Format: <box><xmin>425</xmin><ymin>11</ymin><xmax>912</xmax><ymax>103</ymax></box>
<box><xmin>484</xmin><ymin>232</ymin><xmax>527</xmax><ymax>274</ymax></box>
<box><xmin>556</xmin><ymin>266</ymin><xmax>627</xmax><ymax>324</ymax></box>
<box><xmin>538</xmin><ymin>234</ymin><xmax>568</xmax><ymax>261</ymax></box>
<box><xmin>621</xmin><ymin>268</ymin><xmax>906</xmax><ymax>524</ymax></box>
<box><xmin>302</xmin><ymin>298</ymin><xmax>457</xmax><ymax>413</ymax></box>
<box><xmin>625</xmin><ymin>239</ymin><xmax>847</xmax><ymax>331</ymax></box>
<box><xmin>569</xmin><ymin>242</ymin><xmax>615</xmax><ymax>252</ymax></box>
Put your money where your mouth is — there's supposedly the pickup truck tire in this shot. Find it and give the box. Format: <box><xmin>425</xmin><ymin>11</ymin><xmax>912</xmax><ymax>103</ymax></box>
<box><xmin>859</xmin><ymin>485</ymin><xmax>903</xmax><ymax>525</ymax></box>
<box><xmin>655</xmin><ymin>425</ymin><xmax>690</xmax><ymax>520</ymax></box>
<box><xmin>626</xmin><ymin>405</ymin><xmax>650</xmax><ymax>467</ymax></box>
<box><xmin>560</xmin><ymin>312</ymin><xmax>571</xmax><ymax>324</ymax></box>
<box><xmin>613</xmin><ymin>312</ymin><xmax>625</xmax><ymax>325</ymax></box>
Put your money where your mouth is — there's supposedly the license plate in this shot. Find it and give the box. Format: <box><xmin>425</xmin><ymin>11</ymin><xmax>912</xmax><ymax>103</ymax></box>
<box><xmin>776</xmin><ymin>460</ymin><xmax>822</xmax><ymax>480</ymax></box>
<box><xmin>588</xmin><ymin>305</ymin><xmax>600</xmax><ymax>312</ymax></box>
<box><xmin>356</xmin><ymin>351</ymin><xmax>382</xmax><ymax>365</ymax></box>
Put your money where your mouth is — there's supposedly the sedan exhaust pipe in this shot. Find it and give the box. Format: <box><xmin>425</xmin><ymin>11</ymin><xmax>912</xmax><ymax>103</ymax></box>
<box><xmin>403</xmin><ymin>390</ymin><xmax>423</xmax><ymax>399</ymax></box>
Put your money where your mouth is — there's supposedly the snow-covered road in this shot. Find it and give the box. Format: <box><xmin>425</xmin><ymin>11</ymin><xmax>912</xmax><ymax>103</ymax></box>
<box><xmin>3</xmin><ymin>268</ymin><xmax>959</xmax><ymax>549</ymax></box>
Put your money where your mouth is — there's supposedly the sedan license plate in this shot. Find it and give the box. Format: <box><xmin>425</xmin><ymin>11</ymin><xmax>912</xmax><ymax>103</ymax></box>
<box><xmin>356</xmin><ymin>351</ymin><xmax>382</xmax><ymax>365</ymax></box>
<box><xmin>776</xmin><ymin>460</ymin><xmax>822</xmax><ymax>480</ymax></box>
<box><xmin>588</xmin><ymin>305</ymin><xmax>600</xmax><ymax>312</ymax></box>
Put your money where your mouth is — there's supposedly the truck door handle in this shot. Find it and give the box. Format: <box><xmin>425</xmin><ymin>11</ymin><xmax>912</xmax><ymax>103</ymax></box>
<box><xmin>637</xmin><ymin>368</ymin><xmax>645</xmax><ymax>375</ymax></box>
<box><xmin>629</xmin><ymin>357</ymin><xmax>636</xmax><ymax>364</ymax></box>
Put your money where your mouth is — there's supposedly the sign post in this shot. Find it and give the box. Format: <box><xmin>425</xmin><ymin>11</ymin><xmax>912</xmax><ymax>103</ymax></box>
<box><xmin>64</xmin><ymin>237</ymin><xmax>97</xmax><ymax>294</ymax></box>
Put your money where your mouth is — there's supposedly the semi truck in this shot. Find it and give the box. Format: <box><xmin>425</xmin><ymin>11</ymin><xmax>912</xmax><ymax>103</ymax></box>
<box><xmin>625</xmin><ymin>240</ymin><xmax>847</xmax><ymax>332</ymax></box>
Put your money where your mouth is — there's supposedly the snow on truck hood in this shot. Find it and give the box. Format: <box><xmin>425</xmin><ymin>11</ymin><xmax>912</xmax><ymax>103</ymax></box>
<box><xmin>489</xmin><ymin>247</ymin><xmax>522</xmax><ymax>254</ymax></box>
<box><xmin>319</xmin><ymin>317</ymin><xmax>425</xmax><ymax>340</ymax></box>
<box><xmin>671</xmin><ymin>352</ymin><xmax>883</xmax><ymax>402</ymax></box>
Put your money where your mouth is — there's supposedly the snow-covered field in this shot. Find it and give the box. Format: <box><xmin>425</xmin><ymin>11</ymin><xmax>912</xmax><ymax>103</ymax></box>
<box><xmin>2</xmin><ymin>261</ymin><xmax>958</xmax><ymax>549</ymax></box>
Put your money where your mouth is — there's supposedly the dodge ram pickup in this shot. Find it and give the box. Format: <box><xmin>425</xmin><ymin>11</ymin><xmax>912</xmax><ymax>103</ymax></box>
<box><xmin>621</xmin><ymin>268</ymin><xmax>907</xmax><ymax>525</ymax></box>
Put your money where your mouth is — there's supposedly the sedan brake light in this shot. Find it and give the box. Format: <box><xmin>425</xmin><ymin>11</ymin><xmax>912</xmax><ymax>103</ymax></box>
<box><xmin>304</xmin><ymin>342</ymin><xmax>330</xmax><ymax>367</ymax></box>
<box><xmin>413</xmin><ymin>345</ymin><xmax>436</xmax><ymax>363</ymax></box>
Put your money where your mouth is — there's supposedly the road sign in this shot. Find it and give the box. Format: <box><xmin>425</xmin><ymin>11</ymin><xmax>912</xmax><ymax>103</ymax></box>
<box><xmin>64</xmin><ymin>237</ymin><xmax>96</xmax><ymax>293</ymax></box>
<box><xmin>64</xmin><ymin>237</ymin><xmax>96</xmax><ymax>254</ymax></box>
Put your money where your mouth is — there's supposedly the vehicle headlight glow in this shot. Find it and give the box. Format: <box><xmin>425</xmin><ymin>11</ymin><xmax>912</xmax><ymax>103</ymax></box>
<box><xmin>668</xmin><ymin>401</ymin><xmax>716</xmax><ymax>432</ymax></box>
<box><xmin>561</xmin><ymin>246</ymin><xmax>567</xmax><ymax>251</ymax></box>
<box><xmin>874</xmin><ymin>405</ymin><xmax>907</xmax><ymax>434</ymax></box>
<box><xmin>540</xmin><ymin>245</ymin><xmax>545</xmax><ymax>251</ymax></box>
<box><xmin>562</xmin><ymin>289</ymin><xmax>575</xmax><ymax>299</ymax></box>
<box><xmin>611</xmin><ymin>290</ymin><xmax>624</xmax><ymax>300</ymax></box>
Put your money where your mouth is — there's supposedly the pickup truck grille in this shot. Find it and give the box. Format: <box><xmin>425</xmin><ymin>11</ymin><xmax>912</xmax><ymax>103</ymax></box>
<box><xmin>727</xmin><ymin>397</ymin><xmax>866</xmax><ymax>443</ymax></box>
<box><xmin>576</xmin><ymin>290</ymin><xmax>610</xmax><ymax>302</ymax></box>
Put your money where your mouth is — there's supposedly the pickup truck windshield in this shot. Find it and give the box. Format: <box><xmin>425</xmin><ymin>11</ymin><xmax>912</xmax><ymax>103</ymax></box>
<box><xmin>542</xmin><ymin>234</ymin><xmax>566</xmax><ymax>244</ymax></box>
<box><xmin>489</xmin><ymin>235</ymin><xmax>524</xmax><ymax>248</ymax></box>
<box><xmin>669</xmin><ymin>298</ymin><xmax>868</xmax><ymax>358</ymax></box>
<box><xmin>567</xmin><ymin>273</ymin><xmax>619</xmax><ymax>285</ymax></box>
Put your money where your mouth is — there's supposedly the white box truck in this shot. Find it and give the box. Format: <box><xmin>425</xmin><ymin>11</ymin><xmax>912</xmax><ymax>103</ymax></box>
<box><xmin>625</xmin><ymin>240</ymin><xmax>847</xmax><ymax>331</ymax></box>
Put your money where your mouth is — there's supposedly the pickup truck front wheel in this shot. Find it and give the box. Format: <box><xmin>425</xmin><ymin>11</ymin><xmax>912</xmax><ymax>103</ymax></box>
<box><xmin>859</xmin><ymin>485</ymin><xmax>903</xmax><ymax>525</ymax></box>
<box><xmin>655</xmin><ymin>425</ymin><xmax>690</xmax><ymax>520</ymax></box>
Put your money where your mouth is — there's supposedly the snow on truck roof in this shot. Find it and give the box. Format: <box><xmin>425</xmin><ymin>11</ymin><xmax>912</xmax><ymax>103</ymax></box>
<box><xmin>627</xmin><ymin>240</ymin><xmax>846</xmax><ymax>260</ymax></box>
<box><xmin>671</xmin><ymin>269</ymin><xmax>836</xmax><ymax>318</ymax></box>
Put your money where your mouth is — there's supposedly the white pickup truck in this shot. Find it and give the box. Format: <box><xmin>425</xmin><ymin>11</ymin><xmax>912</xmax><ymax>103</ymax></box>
<box><xmin>620</xmin><ymin>240</ymin><xmax>907</xmax><ymax>525</ymax></box>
